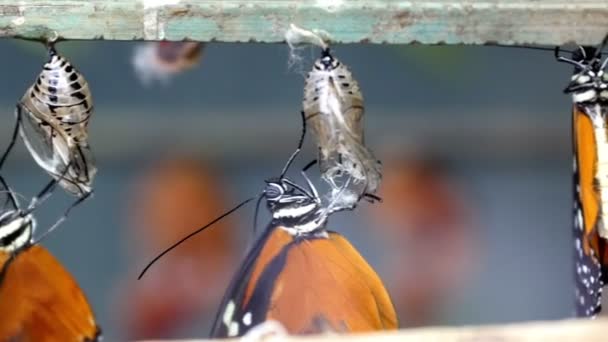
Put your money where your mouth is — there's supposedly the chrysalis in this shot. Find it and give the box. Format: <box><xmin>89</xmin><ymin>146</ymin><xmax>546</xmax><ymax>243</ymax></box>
<box><xmin>132</xmin><ymin>42</ymin><xmax>204</xmax><ymax>86</ymax></box>
<box><xmin>302</xmin><ymin>48</ymin><xmax>382</xmax><ymax>212</ymax></box>
<box><xmin>1</xmin><ymin>43</ymin><xmax>96</xmax><ymax>197</ymax></box>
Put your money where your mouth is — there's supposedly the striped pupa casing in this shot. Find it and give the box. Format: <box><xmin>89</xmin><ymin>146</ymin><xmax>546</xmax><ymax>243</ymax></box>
<box><xmin>17</xmin><ymin>44</ymin><xmax>96</xmax><ymax>196</ymax></box>
<box><xmin>302</xmin><ymin>48</ymin><xmax>381</xmax><ymax>212</ymax></box>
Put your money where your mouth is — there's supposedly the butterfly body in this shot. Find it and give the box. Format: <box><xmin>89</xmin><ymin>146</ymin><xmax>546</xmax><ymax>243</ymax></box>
<box><xmin>210</xmin><ymin>178</ymin><xmax>397</xmax><ymax>337</ymax></box>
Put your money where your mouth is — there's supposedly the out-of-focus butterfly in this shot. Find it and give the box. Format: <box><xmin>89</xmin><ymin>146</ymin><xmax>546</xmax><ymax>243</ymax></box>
<box><xmin>302</xmin><ymin>48</ymin><xmax>382</xmax><ymax>213</ymax></box>
<box><xmin>556</xmin><ymin>35</ymin><xmax>608</xmax><ymax>317</ymax></box>
<box><xmin>0</xmin><ymin>174</ymin><xmax>100</xmax><ymax>341</ymax></box>
<box><xmin>132</xmin><ymin>41</ymin><xmax>204</xmax><ymax>85</ymax></box>
<box><xmin>1</xmin><ymin>42</ymin><xmax>96</xmax><ymax>199</ymax></box>
<box><xmin>138</xmin><ymin>112</ymin><xmax>397</xmax><ymax>337</ymax></box>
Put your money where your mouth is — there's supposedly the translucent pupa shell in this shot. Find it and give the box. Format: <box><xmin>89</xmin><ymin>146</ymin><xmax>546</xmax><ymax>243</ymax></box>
<box><xmin>302</xmin><ymin>49</ymin><xmax>381</xmax><ymax>212</ymax></box>
<box><xmin>16</xmin><ymin>44</ymin><xmax>96</xmax><ymax>196</ymax></box>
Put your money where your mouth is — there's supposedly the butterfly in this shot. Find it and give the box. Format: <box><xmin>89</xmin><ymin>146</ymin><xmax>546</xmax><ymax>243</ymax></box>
<box><xmin>1</xmin><ymin>42</ymin><xmax>96</xmax><ymax>199</ymax></box>
<box><xmin>556</xmin><ymin>35</ymin><xmax>608</xmax><ymax>317</ymax></box>
<box><xmin>137</xmin><ymin>112</ymin><xmax>397</xmax><ymax>337</ymax></box>
<box><xmin>0</xmin><ymin>174</ymin><xmax>100</xmax><ymax>341</ymax></box>
<box><xmin>207</xmin><ymin>112</ymin><xmax>396</xmax><ymax>336</ymax></box>
<box><xmin>209</xmin><ymin>169</ymin><xmax>398</xmax><ymax>337</ymax></box>
<box><xmin>302</xmin><ymin>48</ymin><xmax>382</xmax><ymax>213</ymax></box>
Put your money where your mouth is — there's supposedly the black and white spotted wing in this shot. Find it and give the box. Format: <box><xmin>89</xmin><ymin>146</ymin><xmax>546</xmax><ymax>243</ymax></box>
<box><xmin>573</xmin><ymin>157</ymin><xmax>605</xmax><ymax>317</ymax></box>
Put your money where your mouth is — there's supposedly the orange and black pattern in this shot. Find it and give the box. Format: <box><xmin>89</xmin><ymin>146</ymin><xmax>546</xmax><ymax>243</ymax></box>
<box><xmin>558</xmin><ymin>40</ymin><xmax>608</xmax><ymax>317</ymax></box>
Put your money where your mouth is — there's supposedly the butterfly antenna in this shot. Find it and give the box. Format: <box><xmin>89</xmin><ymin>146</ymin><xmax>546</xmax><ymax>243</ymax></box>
<box><xmin>0</xmin><ymin>174</ymin><xmax>18</xmax><ymax>209</ymax></box>
<box><xmin>594</xmin><ymin>33</ymin><xmax>608</xmax><ymax>60</ymax></box>
<box><xmin>138</xmin><ymin>196</ymin><xmax>255</xmax><ymax>279</ymax></box>
<box><xmin>33</xmin><ymin>191</ymin><xmax>92</xmax><ymax>244</ymax></box>
<box><xmin>555</xmin><ymin>46</ymin><xmax>587</xmax><ymax>69</ymax></box>
<box><xmin>280</xmin><ymin>111</ymin><xmax>307</xmax><ymax>179</ymax></box>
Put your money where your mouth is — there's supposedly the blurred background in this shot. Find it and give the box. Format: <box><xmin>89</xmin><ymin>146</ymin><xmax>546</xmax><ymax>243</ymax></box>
<box><xmin>0</xmin><ymin>40</ymin><xmax>577</xmax><ymax>340</ymax></box>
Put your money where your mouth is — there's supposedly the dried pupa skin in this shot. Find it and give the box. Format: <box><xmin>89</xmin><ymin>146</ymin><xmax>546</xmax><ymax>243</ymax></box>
<box><xmin>18</xmin><ymin>45</ymin><xmax>96</xmax><ymax>196</ymax></box>
<box><xmin>302</xmin><ymin>49</ymin><xmax>382</xmax><ymax>211</ymax></box>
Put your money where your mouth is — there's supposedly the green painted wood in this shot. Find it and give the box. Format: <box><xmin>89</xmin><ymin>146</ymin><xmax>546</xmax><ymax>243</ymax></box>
<box><xmin>0</xmin><ymin>0</ymin><xmax>607</xmax><ymax>45</ymax></box>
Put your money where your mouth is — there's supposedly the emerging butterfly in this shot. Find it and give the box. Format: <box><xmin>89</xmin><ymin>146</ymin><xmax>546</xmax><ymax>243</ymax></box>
<box><xmin>556</xmin><ymin>34</ymin><xmax>608</xmax><ymax>317</ymax></box>
<box><xmin>0</xmin><ymin>174</ymin><xmax>100</xmax><ymax>341</ymax></box>
<box><xmin>213</xmin><ymin>112</ymin><xmax>395</xmax><ymax>336</ymax></box>
<box><xmin>302</xmin><ymin>48</ymin><xmax>382</xmax><ymax>213</ymax></box>
<box><xmin>0</xmin><ymin>42</ymin><xmax>96</xmax><ymax>199</ymax></box>
<box><xmin>138</xmin><ymin>112</ymin><xmax>397</xmax><ymax>337</ymax></box>
<box><xmin>209</xmin><ymin>165</ymin><xmax>397</xmax><ymax>337</ymax></box>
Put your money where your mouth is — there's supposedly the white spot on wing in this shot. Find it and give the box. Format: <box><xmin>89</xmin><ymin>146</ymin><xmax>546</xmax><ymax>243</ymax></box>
<box><xmin>243</xmin><ymin>312</ymin><xmax>252</xmax><ymax>326</ymax></box>
<box><xmin>223</xmin><ymin>300</ymin><xmax>238</xmax><ymax>336</ymax></box>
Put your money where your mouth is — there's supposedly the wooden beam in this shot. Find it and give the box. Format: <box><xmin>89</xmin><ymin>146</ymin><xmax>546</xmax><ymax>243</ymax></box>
<box><xmin>135</xmin><ymin>318</ymin><xmax>608</xmax><ymax>342</ymax></box>
<box><xmin>0</xmin><ymin>1</ymin><xmax>607</xmax><ymax>45</ymax></box>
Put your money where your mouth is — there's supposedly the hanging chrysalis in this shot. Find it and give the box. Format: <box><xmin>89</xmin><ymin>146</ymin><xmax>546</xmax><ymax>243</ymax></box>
<box><xmin>132</xmin><ymin>42</ymin><xmax>204</xmax><ymax>86</ymax></box>
<box><xmin>1</xmin><ymin>42</ymin><xmax>96</xmax><ymax>197</ymax></box>
<box><xmin>296</xmin><ymin>34</ymin><xmax>381</xmax><ymax>212</ymax></box>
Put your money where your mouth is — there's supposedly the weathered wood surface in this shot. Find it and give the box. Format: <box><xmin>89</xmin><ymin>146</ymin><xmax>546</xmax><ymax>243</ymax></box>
<box><xmin>0</xmin><ymin>1</ymin><xmax>607</xmax><ymax>45</ymax></box>
<box><xmin>136</xmin><ymin>318</ymin><xmax>608</xmax><ymax>341</ymax></box>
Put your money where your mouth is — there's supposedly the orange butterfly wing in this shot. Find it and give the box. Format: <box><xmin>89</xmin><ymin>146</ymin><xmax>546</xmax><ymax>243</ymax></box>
<box><xmin>574</xmin><ymin>106</ymin><xmax>601</xmax><ymax>255</ymax></box>
<box><xmin>265</xmin><ymin>229</ymin><xmax>397</xmax><ymax>333</ymax></box>
<box><xmin>0</xmin><ymin>245</ymin><xmax>100</xmax><ymax>341</ymax></box>
<box><xmin>212</xmin><ymin>226</ymin><xmax>397</xmax><ymax>337</ymax></box>
<box><xmin>573</xmin><ymin>105</ymin><xmax>608</xmax><ymax>316</ymax></box>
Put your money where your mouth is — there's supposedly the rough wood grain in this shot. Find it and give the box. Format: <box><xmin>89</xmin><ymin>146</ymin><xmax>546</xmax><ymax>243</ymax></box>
<box><xmin>135</xmin><ymin>318</ymin><xmax>608</xmax><ymax>341</ymax></box>
<box><xmin>0</xmin><ymin>1</ymin><xmax>607</xmax><ymax>45</ymax></box>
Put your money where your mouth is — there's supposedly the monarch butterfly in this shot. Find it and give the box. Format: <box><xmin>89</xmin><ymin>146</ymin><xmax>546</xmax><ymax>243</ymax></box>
<box><xmin>0</xmin><ymin>42</ymin><xmax>96</xmax><ymax>198</ymax></box>
<box><xmin>138</xmin><ymin>112</ymin><xmax>397</xmax><ymax>336</ymax></box>
<box><xmin>556</xmin><ymin>36</ymin><xmax>608</xmax><ymax>317</ymax></box>
<box><xmin>302</xmin><ymin>48</ymin><xmax>382</xmax><ymax>213</ymax></box>
<box><xmin>0</xmin><ymin>174</ymin><xmax>100</xmax><ymax>341</ymax></box>
<box><xmin>132</xmin><ymin>42</ymin><xmax>204</xmax><ymax>85</ymax></box>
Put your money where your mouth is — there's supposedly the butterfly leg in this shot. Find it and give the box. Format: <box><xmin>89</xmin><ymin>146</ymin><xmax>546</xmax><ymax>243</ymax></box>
<box><xmin>25</xmin><ymin>158</ymin><xmax>78</xmax><ymax>214</ymax></box>
<box><xmin>280</xmin><ymin>111</ymin><xmax>308</xmax><ymax>179</ymax></box>
<box><xmin>301</xmin><ymin>159</ymin><xmax>320</xmax><ymax>202</ymax></box>
<box><xmin>33</xmin><ymin>189</ymin><xmax>93</xmax><ymax>244</ymax></box>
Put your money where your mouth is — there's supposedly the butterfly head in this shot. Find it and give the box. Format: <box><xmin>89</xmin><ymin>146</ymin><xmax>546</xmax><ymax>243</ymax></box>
<box><xmin>557</xmin><ymin>38</ymin><xmax>608</xmax><ymax>103</ymax></box>
<box><xmin>263</xmin><ymin>178</ymin><xmax>322</xmax><ymax>222</ymax></box>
